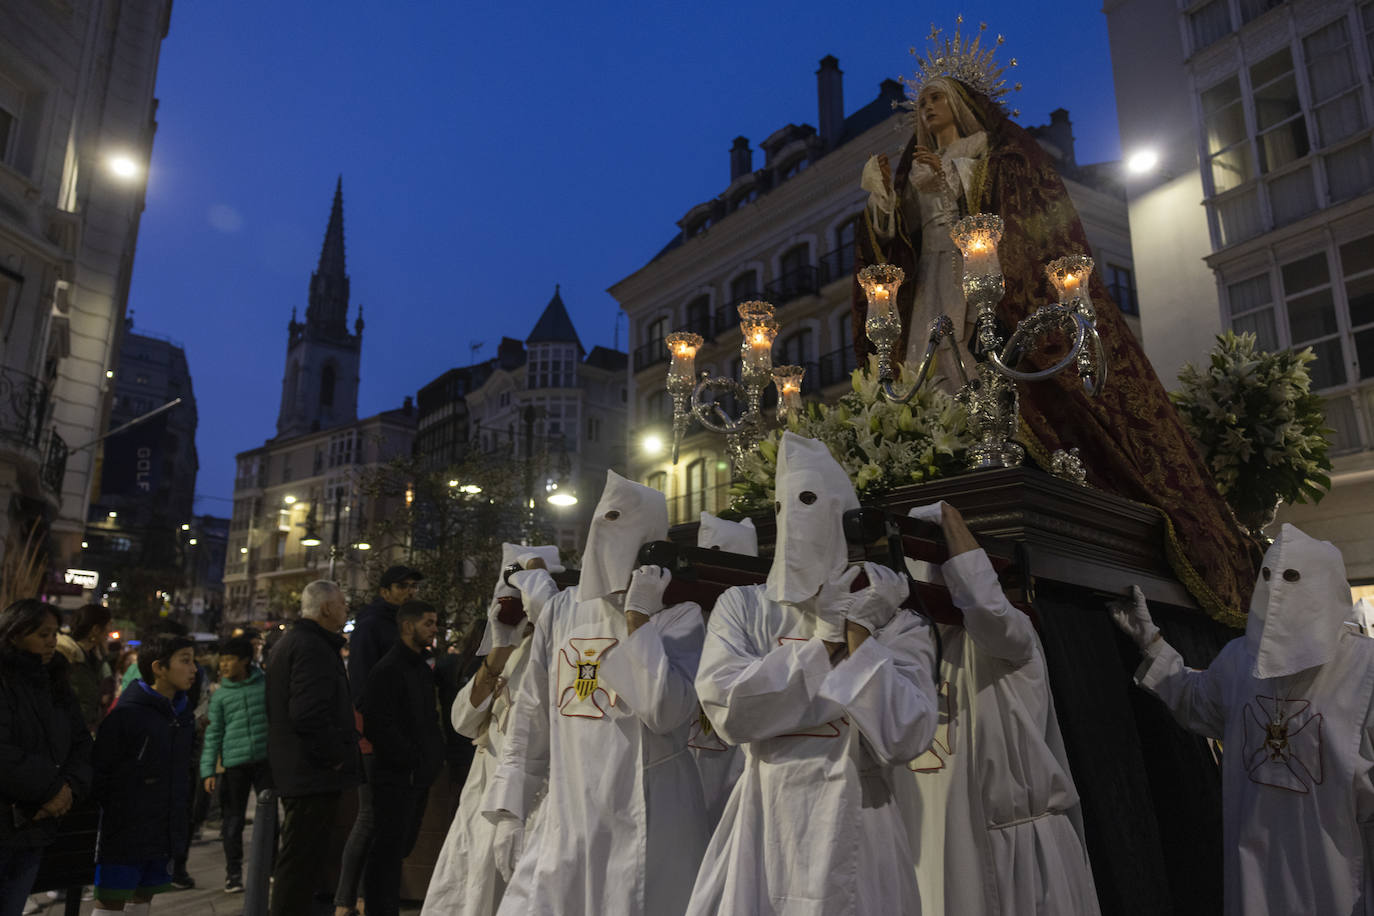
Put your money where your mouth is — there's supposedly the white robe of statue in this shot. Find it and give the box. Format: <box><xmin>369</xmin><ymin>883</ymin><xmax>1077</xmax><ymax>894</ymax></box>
<box><xmin>420</xmin><ymin>635</ymin><xmax>537</xmax><ymax>916</ymax></box>
<box><xmin>895</xmin><ymin>546</ymin><xmax>1099</xmax><ymax>916</ymax></box>
<box><xmin>862</xmin><ymin>130</ymin><xmax>987</xmax><ymax>387</ymax></box>
<box><xmin>1129</xmin><ymin>523</ymin><xmax>1374</xmax><ymax>915</ymax></box>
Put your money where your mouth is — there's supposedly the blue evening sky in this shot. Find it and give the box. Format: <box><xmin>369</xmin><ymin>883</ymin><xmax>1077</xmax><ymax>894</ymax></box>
<box><xmin>124</xmin><ymin>2</ymin><xmax>1124</xmax><ymax>514</ymax></box>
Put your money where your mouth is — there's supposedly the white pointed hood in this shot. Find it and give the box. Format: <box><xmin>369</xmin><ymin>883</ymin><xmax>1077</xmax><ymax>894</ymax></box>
<box><xmin>493</xmin><ymin>542</ymin><xmax>562</xmax><ymax>599</ymax></box>
<box><xmin>1246</xmin><ymin>523</ymin><xmax>1350</xmax><ymax>679</ymax></box>
<box><xmin>1352</xmin><ymin>597</ymin><xmax>1374</xmax><ymax>636</ymax></box>
<box><xmin>578</xmin><ymin>469</ymin><xmax>669</xmax><ymax>601</ymax></box>
<box><xmin>698</xmin><ymin>511</ymin><xmax>759</xmax><ymax>557</ymax></box>
<box><xmin>765</xmin><ymin>432</ymin><xmax>859</xmax><ymax>605</ymax></box>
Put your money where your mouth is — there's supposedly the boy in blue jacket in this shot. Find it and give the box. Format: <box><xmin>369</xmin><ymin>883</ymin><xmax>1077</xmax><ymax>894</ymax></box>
<box><xmin>200</xmin><ymin>636</ymin><xmax>271</xmax><ymax>893</ymax></box>
<box><xmin>91</xmin><ymin>632</ymin><xmax>197</xmax><ymax>914</ymax></box>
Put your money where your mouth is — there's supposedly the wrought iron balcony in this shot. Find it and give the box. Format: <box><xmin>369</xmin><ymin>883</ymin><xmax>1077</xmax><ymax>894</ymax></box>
<box><xmin>764</xmin><ymin>265</ymin><xmax>819</xmax><ymax>304</ymax></box>
<box><xmin>818</xmin><ymin>243</ymin><xmax>856</xmax><ymax>286</ymax></box>
<box><xmin>41</xmin><ymin>429</ymin><xmax>67</xmax><ymax>495</ymax></box>
<box><xmin>633</xmin><ymin>338</ymin><xmax>670</xmax><ymax>373</ymax></box>
<box><xmin>0</xmin><ymin>366</ymin><xmax>49</xmax><ymax>452</ymax></box>
<box><xmin>818</xmin><ymin>345</ymin><xmax>858</xmax><ymax>388</ymax></box>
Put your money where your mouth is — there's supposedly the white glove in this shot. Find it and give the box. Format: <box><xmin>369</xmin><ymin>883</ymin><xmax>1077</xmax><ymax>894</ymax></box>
<box><xmin>508</xmin><ymin>567</ymin><xmax>557</xmax><ymax>625</ymax></box>
<box><xmin>908</xmin><ymin>501</ymin><xmax>947</xmax><ymax>525</ymax></box>
<box><xmin>815</xmin><ymin>566</ymin><xmax>861</xmax><ymax>642</ymax></box>
<box><xmin>486</xmin><ymin>594</ymin><xmax>521</xmax><ymax>649</ymax></box>
<box><xmin>1109</xmin><ymin>585</ymin><xmax>1163</xmax><ymax>655</ymax></box>
<box><xmin>847</xmin><ymin>562</ymin><xmax>909</xmax><ymax>635</ymax></box>
<box><xmin>492</xmin><ymin>814</ymin><xmax>525</xmax><ymax>883</ymax></box>
<box><xmin>624</xmin><ymin>565</ymin><xmax>671</xmax><ymax>617</ymax></box>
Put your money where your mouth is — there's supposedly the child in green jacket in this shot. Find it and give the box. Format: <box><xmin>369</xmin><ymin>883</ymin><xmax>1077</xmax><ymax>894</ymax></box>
<box><xmin>199</xmin><ymin>637</ymin><xmax>271</xmax><ymax>893</ymax></box>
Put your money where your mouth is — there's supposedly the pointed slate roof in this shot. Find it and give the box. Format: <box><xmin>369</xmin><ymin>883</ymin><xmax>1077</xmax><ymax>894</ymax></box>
<box><xmin>306</xmin><ymin>176</ymin><xmax>351</xmax><ymax>337</ymax></box>
<box><xmin>526</xmin><ymin>285</ymin><xmax>584</xmax><ymax>354</ymax></box>
<box><xmin>318</xmin><ymin>176</ymin><xmax>346</xmax><ymax>279</ymax></box>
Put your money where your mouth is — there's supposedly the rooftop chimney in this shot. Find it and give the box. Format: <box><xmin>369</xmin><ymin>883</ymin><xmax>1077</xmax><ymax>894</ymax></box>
<box><xmin>729</xmin><ymin>136</ymin><xmax>753</xmax><ymax>182</ymax></box>
<box><xmin>879</xmin><ymin>78</ymin><xmax>904</xmax><ymax>108</ymax></box>
<box><xmin>817</xmin><ymin>55</ymin><xmax>844</xmax><ymax>150</ymax></box>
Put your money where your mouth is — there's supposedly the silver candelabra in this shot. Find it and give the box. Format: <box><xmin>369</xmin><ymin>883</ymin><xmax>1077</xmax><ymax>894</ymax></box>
<box><xmin>858</xmin><ymin>213</ymin><xmax>1106</xmax><ymax>470</ymax></box>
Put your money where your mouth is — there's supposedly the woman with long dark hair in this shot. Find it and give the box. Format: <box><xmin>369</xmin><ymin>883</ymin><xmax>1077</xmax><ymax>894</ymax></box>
<box><xmin>0</xmin><ymin>599</ymin><xmax>93</xmax><ymax>914</ymax></box>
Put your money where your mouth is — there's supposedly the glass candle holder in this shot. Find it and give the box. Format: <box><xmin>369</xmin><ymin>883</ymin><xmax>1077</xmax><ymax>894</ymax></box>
<box><xmin>1046</xmin><ymin>255</ymin><xmax>1095</xmax><ymax>304</ymax></box>
<box><xmin>858</xmin><ymin>264</ymin><xmax>905</xmax><ymax>326</ymax></box>
<box><xmin>951</xmin><ymin>214</ymin><xmax>1005</xmax><ymax>280</ymax></box>
<box><xmin>738</xmin><ymin>301</ymin><xmax>778</xmax><ymax>383</ymax></box>
<box><xmin>772</xmin><ymin>365</ymin><xmax>805</xmax><ymax>419</ymax></box>
<box><xmin>666</xmin><ymin>331</ymin><xmax>702</xmax><ymax>393</ymax></box>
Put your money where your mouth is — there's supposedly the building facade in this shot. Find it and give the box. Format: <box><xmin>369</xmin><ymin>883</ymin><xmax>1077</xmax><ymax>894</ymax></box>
<box><xmin>611</xmin><ymin>56</ymin><xmax>1138</xmax><ymax>524</ymax></box>
<box><xmin>221</xmin><ymin>184</ymin><xmax>413</xmax><ymax>622</ymax></box>
<box><xmin>414</xmin><ymin>337</ymin><xmax>525</xmax><ymax>471</ymax></box>
<box><xmin>83</xmin><ymin>318</ymin><xmax>198</xmax><ymax>607</ymax></box>
<box><xmin>453</xmin><ymin>288</ymin><xmax>628</xmax><ymax>557</ymax></box>
<box><xmin>0</xmin><ymin>1</ymin><xmax>171</xmax><ymax>591</ymax></box>
<box><xmin>1106</xmin><ymin>0</ymin><xmax>1374</xmax><ymax>585</ymax></box>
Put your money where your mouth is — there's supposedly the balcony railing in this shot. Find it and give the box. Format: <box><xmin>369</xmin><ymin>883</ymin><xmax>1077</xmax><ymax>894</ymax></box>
<box><xmin>818</xmin><ymin>345</ymin><xmax>858</xmax><ymax>388</ymax></box>
<box><xmin>764</xmin><ymin>265</ymin><xmax>820</xmax><ymax>305</ymax></box>
<box><xmin>683</xmin><ymin>315</ymin><xmax>713</xmax><ymax>340</ymax></box>
<box><xmin>633</xmin><ymin>338</ymin><xmax>670</xmax><ymax>373</ymax></box>
<box><xmin>818</xmin><ymin>243</ymin><xmax>856</xmax><ymax>286</ymax></box>
<box><xmin>41</xmin><ymin>429</ymin><xmax>67</xmax><ymax>495</ymax></box>
<box><xmin>0</xmin><ymin>366</ymin><xmax>49</xmax><ymax>452</ymax></box>
<box><xmin>713</xmin><ymin>298</ymin><xmax>752</xmax><ymax>336</ymax></box>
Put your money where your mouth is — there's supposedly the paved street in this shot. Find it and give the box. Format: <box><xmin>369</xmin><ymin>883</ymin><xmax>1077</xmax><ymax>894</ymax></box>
<box><xmin>26</xmin><ymin>820</ymin><xmax>423</xmax><ymax>916</ymax></box>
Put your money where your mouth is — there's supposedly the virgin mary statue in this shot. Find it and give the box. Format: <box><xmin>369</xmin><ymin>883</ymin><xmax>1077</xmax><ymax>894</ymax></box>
<box><xmin>853</xmin><ymin>28</ymin><xmax>1259</xmax><ymax>626</ymax></box>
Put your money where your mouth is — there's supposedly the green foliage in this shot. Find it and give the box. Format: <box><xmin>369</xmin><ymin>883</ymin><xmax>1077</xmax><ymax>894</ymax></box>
<box><xmin>355</xmin><ymin>451</ymin><xmax>554</xmax><ymax>639</ymax></box>
<box><xmin>730</xmin><ymin>357</ymin><xmax>971</xmax><ymax>512</ymax></box>
<box><xmin>1171</xmin><ymin>330</ymin><xmax>1332</xmax><ymax>522</ymax></box>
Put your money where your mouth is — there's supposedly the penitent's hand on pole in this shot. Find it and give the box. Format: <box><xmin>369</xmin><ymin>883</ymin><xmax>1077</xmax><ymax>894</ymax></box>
<box><xmin>1109</xmin><ymin>585</ymin><xmax>1164</xmax><ymax>656</ymax></box>
<box><xmin>846</xmin><ymin>562</ymin><xmax>909</xmax><ymax>654</ymax></box>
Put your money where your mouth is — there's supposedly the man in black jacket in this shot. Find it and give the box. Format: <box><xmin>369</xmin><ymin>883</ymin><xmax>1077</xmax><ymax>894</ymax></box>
<box><xmin>266</xmin><ymin>580</ymin><xmax>359</xmax><ymax>916</ymax></box>
<box><xmin>360</xmin><ymin>600</ymin><xmax>441</xmax><ymax>916</ymax></box>
<box><xmin>335</xmin><ymin>564</ymin><xmax>422</xmax><ymax>916</ymax></box>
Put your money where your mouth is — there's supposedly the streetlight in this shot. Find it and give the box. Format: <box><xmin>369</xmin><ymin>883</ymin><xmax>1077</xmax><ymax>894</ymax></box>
<box><xmin>283</xmin><ymin>494</ymin><xmax>297</xmax><ymax>505</ymax></box>
<box><xmin>1126</xmin><ymin>149</ymin><xmax>1159</xmax><ymax>175</ymax></box>
<box><xmin>642</xmin><ymin>433</ymin><xmax>664</xmax><ymax>456</ymax></box>
<box><xmin>107</xmin><ymin>154</ymin><xmax>141</xmax><ymax>180</ymax></box>
<box><xmin>180</xmin><ymin>523</ymin><xmax>190</xmax><ymax>531</ymax></box>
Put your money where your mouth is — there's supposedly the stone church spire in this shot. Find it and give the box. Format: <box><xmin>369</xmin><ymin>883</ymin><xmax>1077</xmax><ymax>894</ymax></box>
<box><xmin>305</xmin><ymin>176</ymin><xmax>350</xmax><ymax>338</ymax></box>
<box><xmin>276</xmin><ymin>178</ymin><xmax>363</xmax><ymax>439</ymax></box>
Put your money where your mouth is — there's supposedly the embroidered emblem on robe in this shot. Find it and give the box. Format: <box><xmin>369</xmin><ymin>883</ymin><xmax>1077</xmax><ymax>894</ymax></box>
<box><xmin>910</xmin><ymin>680</ymin><xmax>955</xmax><ymax>773</ymax></box>
<box><xmin>1242</xmin><ymin>695</ymin><xmax>1324</xmax><ymax>794</ymax></box>
<box><xmin>557</xmin><ymin>637</ymin><xmax>619</xmax><ymax>718</ymax></box>
<box><xmin>689</xmin><ymin>707</ymin><xmax>729</xmax><ymax>752</ymax></box>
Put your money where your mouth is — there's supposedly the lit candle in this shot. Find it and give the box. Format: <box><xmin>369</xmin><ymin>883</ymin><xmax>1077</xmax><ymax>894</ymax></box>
<box><xmin>737</xmin><ymin>301</ymin><xmax>778</xmax><ymax>381</ymax></box>
<box><xmin>951</xmin><ymin>215</ymin><xmax>1005</xmax><ymax>281</ymax></box>
<box><xmin>773</xmin><ymin>365</ymin><xmax>805</xmax><ymax>418</ymax></box>
<box><xmin>666</xmin><ymin>331</ymin><xmax>702</xmax><ymax>388</ymax></box>
<box><xmin>857</xmin><ymin>264</ymin><xmax>905</xmax><ymax>333</ymax></box>
<box><xmin>1046</xmin><ymin>255</ymin><xmax>1095</xmax><ymax>304</ymax></box>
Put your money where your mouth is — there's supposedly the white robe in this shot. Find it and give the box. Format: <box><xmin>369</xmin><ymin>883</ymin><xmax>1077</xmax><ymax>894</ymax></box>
<box><xmin>421</xmin><ymin>637</ymin><xmax>537</xmax><ymax>916</ymax></box>
<box><xmin>483</xmin><ymin>587</ymin><xmax>710</xmax><ymax>916</ymax></box>
<box><xmin>862</xmin><ymin>132</ymin><xmax>988</xmax><ymax>388</ymax></box>
<box><xmin>1137</xmin><ymin>627</ymin><xmax>1374</xmax><ymax>915</ymax></box>
<box><xmin>688</xmin><ymin>712</ymin><xmax>744</xmax><ymax>830</ymax></box>
<box><xmin>895</xmin><ymin>550</ymin><xmax>1099</xmax><ymax>916</ymax></box>
<box><xmin>686</xmin><ymin>584</ymin><xmax>939</xmax><ymax>916</ymax></box>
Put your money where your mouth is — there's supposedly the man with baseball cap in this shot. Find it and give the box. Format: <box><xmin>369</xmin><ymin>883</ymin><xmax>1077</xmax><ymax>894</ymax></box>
<box><xmin>334</xmin><ymin>565</ymin><xmax>424</xmax><ymax>916</ymax></box>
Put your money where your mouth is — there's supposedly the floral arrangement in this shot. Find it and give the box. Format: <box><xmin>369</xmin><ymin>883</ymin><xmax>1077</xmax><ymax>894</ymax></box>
<box><xmin>1171</xmin><ymin>330</ymin><xmax>1332</xmax><ymax>533</ymax></box>
<box><xmin>729</xmin><ymin>357</ymin><xmax>972</xmax><ymax>512</ymax></box>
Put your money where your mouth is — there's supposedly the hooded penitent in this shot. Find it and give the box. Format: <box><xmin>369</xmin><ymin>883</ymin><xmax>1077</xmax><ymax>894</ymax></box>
<box><xmin>578</xmin><ymin>469</ymin><xmax>670</xmax><ymax>602</ymax></box>
<box><xmin>1246</xmin><ymin>523</ymin><xmax>1351</xmax><ymax>679</ymax></box>
<box><xmin>765</xmin><ymin>432</ymin><xmax>860</xmax><ymax>605</ymax></box>
<box><xmin>697</xmin><ymin>512</ymin><xmax>758</xmax><ymax>557</ymax></box>
<box><xmin>498</xmin><ymin>542</ymin><xmax>563</xmax><ymax>589</ymax></box>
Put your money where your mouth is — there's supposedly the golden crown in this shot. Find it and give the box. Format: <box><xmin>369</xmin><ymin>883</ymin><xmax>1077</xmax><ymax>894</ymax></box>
<box><xmin>902</xmin><ymin>17</ymin><xmax>1021</xmax><ymax>119</ymax></box>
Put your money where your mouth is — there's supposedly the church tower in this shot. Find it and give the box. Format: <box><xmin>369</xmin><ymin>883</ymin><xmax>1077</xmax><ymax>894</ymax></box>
<box><xmin>276</xmin><ymin>177</ymin><xmax>364</xmax><ymax>438</ymax></box>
